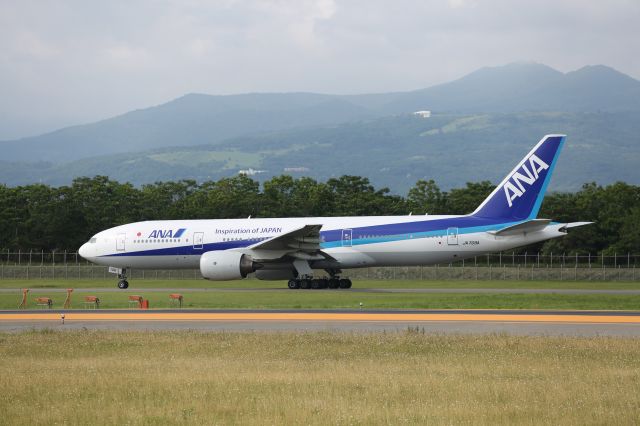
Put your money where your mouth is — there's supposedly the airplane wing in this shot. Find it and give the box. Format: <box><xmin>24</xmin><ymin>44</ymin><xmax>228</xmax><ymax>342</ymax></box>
<box><xmin>237</xmin><ymin>224</ymin><xmax>331</xmax><ymax>261</ymax></box>
<box><xmin>249</xmin><ymin>224</ymin><xmax>323</xmax><ymax>251</ymax></box>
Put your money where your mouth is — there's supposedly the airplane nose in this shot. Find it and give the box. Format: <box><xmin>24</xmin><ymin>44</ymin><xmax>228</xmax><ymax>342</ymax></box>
<box><xmin>79</xmin><ymin>243</ymin><xmax>91</xmax><ymax>260</ymax></box>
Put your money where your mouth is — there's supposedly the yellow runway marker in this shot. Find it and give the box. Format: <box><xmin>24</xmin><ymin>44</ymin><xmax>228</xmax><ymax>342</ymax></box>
<box><xmin>2</xmin><ymin>312</ymin><xmax>640</xmax><ymax>324</ymax></box>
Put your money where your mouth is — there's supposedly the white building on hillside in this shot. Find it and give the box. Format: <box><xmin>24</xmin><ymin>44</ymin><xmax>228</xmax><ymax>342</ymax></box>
<box><xmin>413</xmin><ymin>110</ymin><xmax>431</xmax><ymax>118</ymax></box>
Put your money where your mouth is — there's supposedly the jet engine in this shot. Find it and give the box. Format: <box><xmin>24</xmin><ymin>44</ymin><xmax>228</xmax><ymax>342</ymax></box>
<box><xmin>199</xmin><ymin>251</ymin><xmax>259</xmax><ymax>280</ymax></box>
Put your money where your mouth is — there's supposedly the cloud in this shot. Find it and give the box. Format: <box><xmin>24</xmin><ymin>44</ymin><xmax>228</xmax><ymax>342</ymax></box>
<box><xmin>447</xmin><ymin>0</ymin><xmax>475</xmax><ymax>8</ymax></box>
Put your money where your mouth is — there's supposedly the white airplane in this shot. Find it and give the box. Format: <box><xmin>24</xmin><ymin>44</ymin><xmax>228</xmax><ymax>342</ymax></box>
<box><xmin>79</xmin><ymin>134</ymin><xmax>590</xmax><ymax>289</ymax></box>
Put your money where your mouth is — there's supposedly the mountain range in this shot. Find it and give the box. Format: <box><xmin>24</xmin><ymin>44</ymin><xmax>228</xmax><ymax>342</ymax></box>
<box><xmin>1</xmin><ymin>62</ymin><xmax>638</xmax><ymax>192</ymax></box>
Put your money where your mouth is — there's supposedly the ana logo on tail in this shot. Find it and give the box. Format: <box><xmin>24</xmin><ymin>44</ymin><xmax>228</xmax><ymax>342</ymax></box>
<box><xmin>503</xmin><ymin>154</ymin><xmax>549</xmax><ymax>207</ymax></box>
<box><xmin>471</xmin><ymin>134</ymin><xmax>564</xmax><ymax>220</ymax></box>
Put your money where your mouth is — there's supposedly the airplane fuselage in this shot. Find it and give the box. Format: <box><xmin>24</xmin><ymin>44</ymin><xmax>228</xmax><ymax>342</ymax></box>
<box><xmin>79</xmin><ymin>214</ymin><xmax>567</xmax><ymax>271</ymax></box>
<box><xmin>78</xmin><ymin>134</ymin><xmax>587</xmax><ymax>288</ymax></box>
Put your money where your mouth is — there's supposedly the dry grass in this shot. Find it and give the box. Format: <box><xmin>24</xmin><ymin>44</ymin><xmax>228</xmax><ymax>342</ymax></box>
<box><xmin>1</xmin><ymin>331</ymin><xmax>639</xmax><ymax>425</ymax></box>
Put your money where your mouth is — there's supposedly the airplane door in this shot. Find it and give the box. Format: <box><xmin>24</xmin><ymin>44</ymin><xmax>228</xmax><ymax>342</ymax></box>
<box><xmin>447</xmin><ymin>227</ymin><xmax>458</xmax><ymax>245</ymax></box>
<box><xmin>193</xmin><ymin>232</ymin><xmax>204</xmax><ymax>249</ymax></box>
<box><xmin>116</xmin><ymin>233</ymin><xmax>126</xmax><ymax>251</ymax></box>
<box><xmin>342</xmin><ymin>229</ymin><xmax>353</xmax><ymax>247</ymax></box>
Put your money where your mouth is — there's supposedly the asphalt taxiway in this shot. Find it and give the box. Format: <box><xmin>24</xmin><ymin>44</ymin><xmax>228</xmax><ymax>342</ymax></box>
<box><xmin>1</xmin><ymin>309</ymin><xmax>639</xmax><ymax>336</ymax></box>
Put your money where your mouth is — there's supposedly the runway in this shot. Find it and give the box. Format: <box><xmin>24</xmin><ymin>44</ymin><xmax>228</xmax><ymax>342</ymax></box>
<box><xmin>2</xmin><ymin>309</ymin><xmax>640</xmax><ymax>336</ymax></box>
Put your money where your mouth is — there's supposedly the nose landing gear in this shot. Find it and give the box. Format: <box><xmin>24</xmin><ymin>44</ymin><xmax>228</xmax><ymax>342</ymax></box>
<box><xmin>114</xmin><ymin>268</ymin><xmax>129</xmax><ymax>289</ymax></box>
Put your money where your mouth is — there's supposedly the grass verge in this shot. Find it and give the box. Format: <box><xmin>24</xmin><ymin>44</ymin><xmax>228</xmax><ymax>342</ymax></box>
<box><xmin>0</xmin><ymin>278</ymin><xmax>639</xmax><ymax>290</ymax></box>
<box><xmin>1</xmin><ymin>330</ymin><xmax>639</xmax><ymax>425</ymax></box>
<box><xmin>3</xmin><ymin>290</ymin><xmax>640</xmax><ymax>310</ymax></box>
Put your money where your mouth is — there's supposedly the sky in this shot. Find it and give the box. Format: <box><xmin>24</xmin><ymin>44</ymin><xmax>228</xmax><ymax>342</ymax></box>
<box><xmin>0</xmin><ymin>0</ymin><xmax>639</xmax><ymax>140</ymax></box>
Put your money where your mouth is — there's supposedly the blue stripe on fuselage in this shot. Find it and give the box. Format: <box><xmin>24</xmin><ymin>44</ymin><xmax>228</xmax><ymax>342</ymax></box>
<box><xmin>100</xmin><ymin>216</ymin><xmax>519</xmax><ymax>258</ymax></box>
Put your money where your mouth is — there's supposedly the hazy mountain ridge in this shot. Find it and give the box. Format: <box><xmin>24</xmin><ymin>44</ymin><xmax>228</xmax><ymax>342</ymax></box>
<box><xmin>0</xmin><ymin>63</ymin><xmax>638</xmax><ymax>191</ymax></box>
<box><xmin>1</xmin><ymin>62</ymin><xmax>639</xmax><ymax>164</ymax></box>
<box><xmin>0</xmin><ymin>93</ymin><xmax>376</xmax><ymax>163</ymax></box>
<box><xmin>365</xmin><ymin>63</ymin><xmax>640</xmax><ymax>114</ymax></box>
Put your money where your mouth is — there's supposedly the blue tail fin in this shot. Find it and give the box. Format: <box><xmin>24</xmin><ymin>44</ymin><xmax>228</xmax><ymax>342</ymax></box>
<box><xmin>471</xmin><ymin>134</ymin><xmax>566</xmax><ymax>220</ymax></box>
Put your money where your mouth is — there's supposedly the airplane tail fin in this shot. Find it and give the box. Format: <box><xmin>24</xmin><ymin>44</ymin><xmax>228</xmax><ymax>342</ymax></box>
<box><xmin>471</xmin><ymin>134</ymin><xmax>566</xmax><ymax>221</ymax></box>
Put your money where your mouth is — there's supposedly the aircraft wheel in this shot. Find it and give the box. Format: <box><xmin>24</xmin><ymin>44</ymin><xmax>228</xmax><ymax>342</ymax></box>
<box><xmin>118</xmin><ymin>280</ymin><xmax>129</xmax><ymax>289</ymax></box>
<box><xmin>328</xmin><ymin>279</ymin><xmax>340</xmax><ymax>289</ymax></box>
<box><xmin>288</xmin><ymin>279</ymin><xmax>300</xmax><ymax>289</ymax></box>
<box><xmin>311</xmin><ymin>279</ymin><xmax>321</xmax><ymax>289</ymax></box>
<box><xmin>339</xmin><ymin>279</ymin><xmax>351</xmax><ymax>289</ymax></box>
<box><xmin>300</xmin><ymin>279</ymin><xmax>311</xmax><ymax>289</ymax></box>
<box><xmin>319</xmin><ymin>279</ymin><xmax>329</xmax><ymax>289</ymax></box>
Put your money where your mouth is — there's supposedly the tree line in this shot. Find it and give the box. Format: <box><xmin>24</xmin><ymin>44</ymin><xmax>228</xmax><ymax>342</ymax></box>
<box><xmin>0</xmin><ymin>175</ymin><xmax>638</xmax><ymax>254</ymax></box>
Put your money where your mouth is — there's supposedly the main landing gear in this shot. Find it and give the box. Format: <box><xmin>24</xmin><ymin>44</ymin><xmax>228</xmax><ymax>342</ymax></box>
<box><xmin>287</xmin><ymin>277</ymin><xmax>352</xmax><ymax>290</ymax></box>
<box><xmin>117</xmin><ymin>269</ymin><xmax>129</xmax><ymax>289</ymax></box>
<box><xmin>287</xmin><ymin>261</ymin><xmax>351</xmax><ymax>290</ymax></box>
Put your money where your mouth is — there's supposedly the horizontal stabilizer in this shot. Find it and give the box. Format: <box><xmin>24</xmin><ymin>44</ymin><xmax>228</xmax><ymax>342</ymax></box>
<box><xmin>488</xmin><ymin>219</ymin><xmax>551</xmax><ymax>236</ymax></box>
<box><xmin>560</xmin><ymin>222</ymin><xmax>594</xmax><ymax>231</ymax></box>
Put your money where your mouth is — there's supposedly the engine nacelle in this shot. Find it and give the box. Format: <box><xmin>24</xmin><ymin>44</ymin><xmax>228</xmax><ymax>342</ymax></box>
<box><xmin>199</xmin><ymin>251</ymin><xmax>257</xmax><ymax>280</ymax></box>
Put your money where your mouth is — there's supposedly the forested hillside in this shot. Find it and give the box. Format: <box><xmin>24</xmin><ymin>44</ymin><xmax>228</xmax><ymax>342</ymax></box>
<box><xmin>0</xmin><ymin>175</ymin><xmax>637</xmax><ymax>254</ymax></box>
<box><xmin>1</xmin><ymin>111</ymin><xmax>638</xmax><ymax>192</ymax></box>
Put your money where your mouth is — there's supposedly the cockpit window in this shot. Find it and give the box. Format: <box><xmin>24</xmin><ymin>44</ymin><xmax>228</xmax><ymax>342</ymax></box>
<box><xmin>89</xmin><ymin>238</ymin><xmax>97</xmax><ymax>244</ymax></box>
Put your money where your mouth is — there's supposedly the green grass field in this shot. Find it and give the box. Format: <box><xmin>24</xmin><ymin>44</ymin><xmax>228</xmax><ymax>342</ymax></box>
<box><xmin>2</xmin><ymin>279</ymin><xmax>640</xmax><ymax>310</ymax></box>
<box><xmin>1</xmin><ymin>330</ymin><xmax>639</xmax><ymax>425</ymax></box>
<box><xmin>3</xmin><ymin>289</ymin><xmax>640</xmax><ymax>310</ymax></box>
<box><xmin>1</xmin><ymin>278</ymin><xmax>640</xmax><ymax>290</ymax></box>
